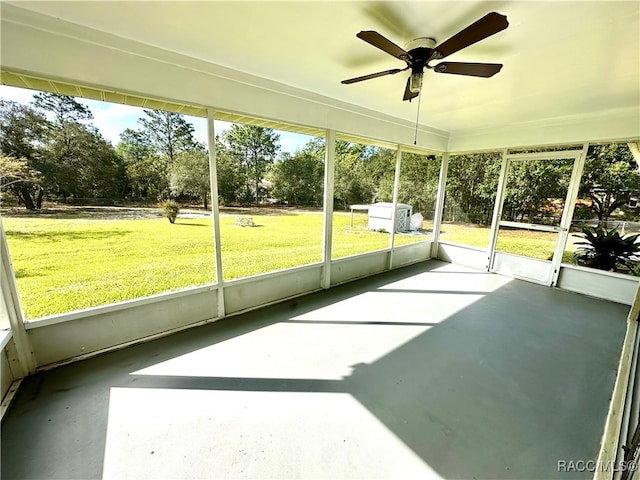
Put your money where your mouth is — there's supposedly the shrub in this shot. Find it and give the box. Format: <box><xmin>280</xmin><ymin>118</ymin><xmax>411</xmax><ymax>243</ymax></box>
<box><xmin>573</xmin><ymin>226</ymin><xmax>640</xmax><ymax>272</ymax></box>
<box><xmin>572</xmin><ymin>204</ymin><xmax>594</xmax><ymax>220</ymax></box>
<box><xmin>159</xmin><ymin>200</ymin><xmax>180</xmax><ymax>224</ymax></box>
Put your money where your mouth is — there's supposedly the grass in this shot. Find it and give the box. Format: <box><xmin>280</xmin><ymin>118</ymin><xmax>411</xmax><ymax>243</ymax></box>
<box><xmin>332</xmin><ymin>212</ymin><xmax>430</xmax><ymax>258</ymax></box>
<box><xmin>3</xmin><ymin>211</ymin><xmax>581</xmax><ymax>319</ymax></box>
<box><xmin>3</xmin><ymin>211</ymin><xmax>430</xmax><ymax>318</ymax></box>
<box><xmin>440</xmin><ymin>221</ymin><xmax>578</xmax><ymax>262</ymax></box>
<box><xmin>4</xmin><ymin>217</ymin><xmax>217</xmax><ymax>318</ymax></box>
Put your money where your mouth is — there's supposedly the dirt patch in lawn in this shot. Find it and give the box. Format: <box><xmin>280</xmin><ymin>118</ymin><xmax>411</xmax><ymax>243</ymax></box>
<box><xmin>1</xmin><ymin>205</ymin><xmax>165</xmax><ymax>220</ymax></box>
<box><xmin>1</xmin><ymin>204</ymin><xmax>323</xmax><ymax>220</ymax></box>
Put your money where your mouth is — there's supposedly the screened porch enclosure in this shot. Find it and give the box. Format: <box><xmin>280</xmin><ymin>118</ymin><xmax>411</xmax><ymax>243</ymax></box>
<box><xmin>1</xmin><ymin>1</ymin><xmax>639</xmax><ymax>479</ymax></box>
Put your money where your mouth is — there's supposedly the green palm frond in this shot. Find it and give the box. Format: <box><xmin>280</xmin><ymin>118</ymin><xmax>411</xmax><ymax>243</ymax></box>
<box><xmin>573</xmin><ymin>225</ymin><xmax>640</xmax><ymax>272</ymax></box>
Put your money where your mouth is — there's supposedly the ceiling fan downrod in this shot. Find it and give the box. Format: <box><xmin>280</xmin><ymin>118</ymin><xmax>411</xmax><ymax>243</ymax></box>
<box><xmin>413</xmin><ymin>91</ymin><xmax>423</xmax><ymax>145</ymax></box>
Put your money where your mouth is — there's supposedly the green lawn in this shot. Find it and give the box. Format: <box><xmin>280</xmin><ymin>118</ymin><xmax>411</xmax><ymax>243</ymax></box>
<box><xmin>3</xmin><ymin>212</ymin><xmax>432</xmax><ymax>319</ymax></box>
<box><xmin>4</xmin><ymin>216</ymin><xmax>217</xmax><ymax>318</ymax></box>
<box><xmin>440</xmin><ymin>221</ymin><xmax>579</xmax><ymax>262</ymax></box>
<box><xmin>3</xmin><ymin>212</ymin><xmax>580</xmax><ymax>319</ymax></box>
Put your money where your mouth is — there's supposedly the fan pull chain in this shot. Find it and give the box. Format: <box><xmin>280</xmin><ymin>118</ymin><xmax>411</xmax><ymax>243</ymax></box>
<box><xmin>413</xmin><ymin>92</ymin><xmax>423</xmax><ymax>145</ymax></box>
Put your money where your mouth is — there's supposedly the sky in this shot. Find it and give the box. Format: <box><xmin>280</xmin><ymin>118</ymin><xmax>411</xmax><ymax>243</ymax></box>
<box><xmin>0</xmin><ymin>85</ymin><xmax>314</xmax><ymax>154</ymax></box>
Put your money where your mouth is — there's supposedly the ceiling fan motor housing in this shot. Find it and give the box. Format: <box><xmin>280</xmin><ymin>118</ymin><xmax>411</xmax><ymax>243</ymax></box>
<box><xmin>405</xmin><ymin>37</ymin><xmax>438</xmax><ymax>74</ymax></box>
<box><xmin>404</xmin><ymin>37</ymin><xmax>437</xmax><ymax>51</ymax></box>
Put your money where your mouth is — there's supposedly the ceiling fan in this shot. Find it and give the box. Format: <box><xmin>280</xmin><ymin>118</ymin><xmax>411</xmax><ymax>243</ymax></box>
<box><xmin>341</xmin><ymin>12</ymin><xmax>509</xmax><ymax>101</ymax></box>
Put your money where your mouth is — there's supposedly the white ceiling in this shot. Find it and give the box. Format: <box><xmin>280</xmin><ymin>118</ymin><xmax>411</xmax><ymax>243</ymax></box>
<box><xmin>5</xmin><ymin>1</ymin><xmax>640</xmax><ymax>140</ymax></box>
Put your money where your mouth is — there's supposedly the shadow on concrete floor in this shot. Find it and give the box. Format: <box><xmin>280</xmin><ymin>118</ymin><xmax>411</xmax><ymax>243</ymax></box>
<box><xmin>1</xmin><ymin>261</ymin><xmax>629</xmax><ymax>479</ymax></box>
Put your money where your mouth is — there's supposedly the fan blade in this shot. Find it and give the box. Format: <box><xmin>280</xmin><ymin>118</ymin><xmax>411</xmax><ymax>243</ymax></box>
<box><xmin>432</xmin><ymin>12</ymin><xmax>508</xmax><ymax>60</ymax></box>
<box><xmin>434</xmin><ymin>62</ymin><xmax>503</xmax><ymax>77</ymax></box>
<box><xmin>342</xmin><ymin>67</ymin><xmax>408</xmax><ymax>85</ymax></box>
<box><xmin>403</xmin><ymin>77</ymin><xmax>419</xmax><ymax>101</ymax></box>
<box><xmin>357</xmin><ymin>31</ymin><xmax>411</xmax><ymax>62</ymax></box>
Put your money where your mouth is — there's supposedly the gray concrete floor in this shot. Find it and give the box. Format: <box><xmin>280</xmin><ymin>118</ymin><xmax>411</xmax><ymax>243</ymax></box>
<box><xmin>1</xmin><ymin>260</ymin><xmax>630</xmax><ymax>479</ymax></box>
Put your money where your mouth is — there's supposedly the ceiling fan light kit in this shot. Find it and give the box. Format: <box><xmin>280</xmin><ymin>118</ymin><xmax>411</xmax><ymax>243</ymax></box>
<box><xmin>409</xmin><ymin>72</ymin><xmax>423</xmax><ymax>94</ymax></box>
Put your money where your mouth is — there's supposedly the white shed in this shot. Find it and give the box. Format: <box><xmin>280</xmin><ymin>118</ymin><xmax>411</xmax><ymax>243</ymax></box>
<box><xmin>367</xmin><ymin>202</ymin><xmax>413</xmax><ymax>233</ymax></box>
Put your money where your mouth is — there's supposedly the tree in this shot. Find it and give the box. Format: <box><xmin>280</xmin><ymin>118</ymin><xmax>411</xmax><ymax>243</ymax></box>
<box><xmin>0</xmin><ymin>100</ymin><xmax>47</xmax><ymax>160</ymax></box>
<box><xmin>361</xmin><ymin>147</ymin><xmax>396</xmax><ymax>203</ymax></box>
<box><xmin>335</xmin><ymin>147</ymin><xmax>440</xmax><ymax>216</ymax></box>
<box><xmin>117</xmin><ymin>128</ymin><xmax>167</xmax><ymax>201</ymax></box>
<box><xmin>396</xmin><ymin>153</ymin><xmax>441</xmax><ymax>217</ymax></box>
<box><xmin>117</xmin><ymin>128</ymin><xmax>153</xmax><ymax>164</ymax></box>
<box><xmin>502</xmin><ymin>159</ymin><xmax>573</xmax><ymax>223</ymax></box>
<box><xmin>32</xmin><ymin>93</ymin><xmax>125</xmax><ymax>201</ymax></box>
<box><xmin>31</xmin><ymin>93</ymin><xmax>91</xmax><ymax>198</ymax></box>
<box><xmin>0</xmin><ymin>154</ymin><xmax>42</xmax><ymax>208</ymax></box>
<box><xmin>0</xmin><ymin>100</ymin><xmax>48</xmax><ymax>209</ymax></box>
<box><xmin>221</xmin><ymin>125</ymin><xmax>280</xmax><ymax>206</ymax></box>
<box><xmin>138</xmin><ymin>109</ymin><xmax>197</xmax><ymax>164</ymax></box>
<box><xmin>121</xmin><ymin>110</ymin><xmax>200</xmax><ymax>201</ymax></box>
<box><xmin>33</xmin><ymin>92</ymin><xmax>93</xmax><ymax>125</ymax></box>
<box><xmin>580</xmin><ymin>144</ymin><xmax>640</xmax><ymax>223</ymax></box>
<box><xmin>333</xmin><ymin>140</ymin><xmax>378</xmax><ymax>209</ymax></box>
<box><xmin>270</xmin><ymin>150</ymin><xmax>324</xmax><ymax>206</ymax></box>
<box><xmin>0</xmin><ymin>154</ymin><xmax>38</xmax><ymax>188</ymax></box>
<box><xmin>303</xmin><ymin>140</ymin><xmax>399</xmax><ymax>210</ymax></box>
<box><xmin>169</xmin><ymin>148</ymin><xmax>211</xmax><ymax>209</ymax></box>
<box><xmin>214</xmin><ymin>141</ymin><xmax>248</xmax><ymax>205</ymax></box>
<box><xmin>69</xmin><ymin>124</ymin><xmax>125</xmax><ymax>199</ymax></box>
<box><xmin>446</xmin><ymin>153</ymin><xmax>501</xmax><ymax>224</ymax></box>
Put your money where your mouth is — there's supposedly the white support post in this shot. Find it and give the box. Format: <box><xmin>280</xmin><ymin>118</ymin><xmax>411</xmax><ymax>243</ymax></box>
<box><xmin>595</xmin><ymin>282</ymin><xmax>640</xmax><ymax>480</ymax></box>
<box><xmin>550</xmin><ymin>142</ymin><xmax>589</xmax><ymax>286</ymax></box>
<box><xmin>486</xmin><ymin>149</ymin><xmax>510</xmax><ymax>271</ymax></box>
<box><xmin>206</xmin><ymin>109</ymin><xmax>225</xmax><ymax>319</ymax></box>
<box><xmin>387</xmin><ymin>146</ymin><xmax>402</xmax><ymax>269</ymax></box>
<box><xmin>629</xmin><ymin>142</ymin><xmax>640</xmax><ymax>169</ymax></box>
<box><xmin>0</xmin><ymin>218</ymin><xmax>36</xmax><ymax>377</ymax></box>
<box><xmin>431</xmin><ymin>152</ymin><xmax>449</xmax><ymax>259</ymax></box>
<box><xmin>321</xmin><ymin>130</ymin><xmax>335</xmax><ymax>289</ymax></box>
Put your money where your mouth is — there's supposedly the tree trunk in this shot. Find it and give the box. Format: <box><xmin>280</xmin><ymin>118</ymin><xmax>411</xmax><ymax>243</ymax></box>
<box><xmin>19</xmin><ymin>186</ymin><xmax>36</xmax><ymax>210</ymax></box>
<box><xmin>255</xmin><ymin>177</ymin><xmax>259</xmax><ymax>207</ymax></box>
<box><xmin>255</xmin><ymin>157</ymin><xmax>260</xmax><ymax>207</ymax></box>
<box><xmin>35</xmin><ymin>188</ymin><xmax>44</xmax><ymax>209</ymax></box>
<box><xmin>602</xmin><ymin>194</ymin><xmax>612</xmax><ymax>225</ymax></box>
<box><xmin>203</xmin><ymin>192</ymin><xmax>208</xmax><ymax>210</ymax></box>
